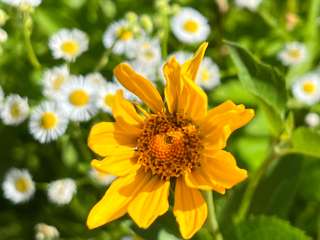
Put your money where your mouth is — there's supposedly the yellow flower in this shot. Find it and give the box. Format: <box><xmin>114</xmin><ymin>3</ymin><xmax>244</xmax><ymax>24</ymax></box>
<box><xmin>86</xmin><ymin>43</ymin><xmax>254</xmax><ymax>239</ymax></box>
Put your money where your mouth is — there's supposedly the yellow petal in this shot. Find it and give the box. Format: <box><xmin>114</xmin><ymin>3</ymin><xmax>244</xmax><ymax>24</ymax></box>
<box><xmin>88</xmin><ymin>122</ymin><xmax>137</xmax><ymax>157</ymax></box>
<box><xmin>177</xmin><ymin>76</ymin><xmax>208</xmax><ymax>123</ymax></box>
<box><xmin>114</xmin><ymin>63</ymin><xmax>164</xmax><ymax>113</ymax></box>
<box><xmin>112</xmin><ymin>90</ymin><xmax>144</xmax><ymax>127</ymax></box>
<box><xmin>128</xmin><ymin>177</ymin><xmax>170</xmax><ymax>228</ymax></box>
<box><xmin>201</xmin><ymin>125</ymin><xmax>231</xmax><ymax>152</ymax></box>
<box><xmin>163</xmin><ymin>57</ymin><xmax>182</xmax><ymax>113</ymax></box>
<box><xmin>91</xmin><ymin>147</ymin><xmax>139</xmax><ymax>176</ymax></box>
<box><xmin>174</xmin><ymin>177</ymin><xmax>207</xmax><ymax>239</ymax></box>
<box><xmin>87</xmin><ymin>170</ymin><xmax>153</xmax><ymax>229</ymax></box>
<box><xmin>87</xmin><ymin>173</ymin><xmax>135</xmax><ymax>229</ymax></box>
<box><xmin>201</xmin><ymin>101</ymin><xmax>254</xmax><ymax>134</ymax></box>
<box><xmin>185</xmin><ymin>150</ymin><xmax>247</xmax><ymax>194</ymax></box>
<box><xmin>181</xmin><ymin>42</ymin><xmax>208</xmax><ymax>81</ymax></box>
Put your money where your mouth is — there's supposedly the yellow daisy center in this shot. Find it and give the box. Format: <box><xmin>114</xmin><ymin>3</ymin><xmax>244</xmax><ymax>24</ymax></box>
<box><xmin>183</xmin><ymin>19</ymin><xmax>199</xmax><ymax>33</ymax></box>
<box><xmin>41</xmin><ymin>112</ymin><xmax>58</xmax><ymax>129</ymax></box>
<box><xmin>302</xmin><ymin>81</ymin><xmax>316</xmax><ymax>94</ymax></box>
<box><xmin>201</xmin><ymin>68</ymin><xmax>211</xmax><ymax>82</ymax></box>
<box><xmin>15</xmin><ymin>177</ymin><xmax>29</xmax><ymax>193</ymax></box>
<box><xmin>136</xmin><ymin>113</ymin><xmax>202</xmax><ymax>180</ymax></box>
<box><xmin>61</xmin><ymin>40</ymin><xmax>79</xmax><ymax>55</ymax></box>
<box><xmin>10</xmin><ymin>103</ymin><xmax>21</xmax><ymax>118</ymax></box>
<box><xmin>117</xmin><ymin>27</ymin><xmax>133</xmax><ymax>41</ymax></box>
<box><xmin>288</xmin><ymin>49</ymin><xmax>301</xmax><ymax>59</ymax></box>
<box><xmin>69</xmin><ymin>89</ymin><xmax>89</xmax><ymax>106</ymax></box>
<box><xmin>104</xmin><ymin>94</ymin><xmax>115</xmax><ymax>108</ymax></box>
<box><xmin>53</xmin><ymin>75</ymin><xmax>65</xmax><ymax>90</ymax></box>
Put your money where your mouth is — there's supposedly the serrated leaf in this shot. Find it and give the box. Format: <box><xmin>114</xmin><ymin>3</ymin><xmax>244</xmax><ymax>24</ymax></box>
<box><xmin>226</xmin><ymin>41</ymin><xmax>287</xmax><ymax>136</ymax></box>
<box><xmin>292</xmin><ymin>127</ymin><xmax>320</xmax><ymax>158</ymax></box>
<box><xmin>225</xmin><ymin>215</ymin><xmax>311</xmax><ymax>240</ymax></box>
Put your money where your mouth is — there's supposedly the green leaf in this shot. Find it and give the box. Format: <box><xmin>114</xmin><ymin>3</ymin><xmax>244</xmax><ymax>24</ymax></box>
<box><xmin>291</xmin><ymin>127</ymin><xmax>320</xmax><ymax>158</ymax></box>
<box><xmin>226</xmin><ymin>41</ymin><xmax>287</xmax><ymax>136</ymax></box>
<box><xmin>158</xmin><ymin>230</ymin><xmax>180</xmax><ymax>240</ymax></box>
<box><xmin>225</xmin><ymin>215</ymin><xmax>311</xmax><ymax>240</ymax></box>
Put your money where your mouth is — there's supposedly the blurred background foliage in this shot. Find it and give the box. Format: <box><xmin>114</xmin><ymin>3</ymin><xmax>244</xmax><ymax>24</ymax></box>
<box><xmin>0</xmin><ymin>0</ymin><xmax>320</xmax><ymax>239</ymax></box>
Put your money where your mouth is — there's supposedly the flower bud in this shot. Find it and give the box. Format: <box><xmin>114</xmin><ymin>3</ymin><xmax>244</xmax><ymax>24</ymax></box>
<box><xmin>140</xmin><ymin>15</ymin><xmax>153</xmax><ymax>33</ymax></box>
<box><xmin>0</xmin><ymin>9</ymin><xmax>9</xmax><ymax>27</ymax></box>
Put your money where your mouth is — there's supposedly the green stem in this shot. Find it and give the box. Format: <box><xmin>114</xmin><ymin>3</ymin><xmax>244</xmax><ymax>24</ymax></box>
<box><xmin>22</xmin><ymin>12</ymin><xmax>41</xmax><ymax>69</ymax></box>
<box><xmin>94</xmin><ymin>37</ymin><xmax>118</xmax><ymax>71</ymax></box>
<box><xmin>234</xmin><ymin>141</ymin><xmax>279</xmax><ymax>223</ymax></box>
<box><xmin>205</xmin><ymin>191</ymin><xmax>223</xmax><ymax>240</ymax></box>
<box><xmin>161</xmin><ymin>12</ymin><xmax>169</xmax><ymax>59</ymax></box>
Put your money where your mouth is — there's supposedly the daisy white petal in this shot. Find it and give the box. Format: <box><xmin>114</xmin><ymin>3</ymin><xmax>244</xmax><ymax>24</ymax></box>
<box><xmin>42</xmin><ymin>65</ymin><xmax>70</xmax><ymax>99</ymax></box>
<box><xmin>278</xmin><ymin>42</ymin><xmax>307</xmax><ymax>66</ymax></box>
<box><xmin>292</xmin><ymin>73</ymin><xmax>320</xmax><ymax>105</ymax></box>
<box><xmin>2</xmin><ymin>168</ymin><xmax>35</xmax><ymax>204</ymax></box>
<box><xmin>96</xmin><ymin>82</ymin><xmax>119</xmax><ymax>113</ymax></box>
<box><xmin>47</xmin><ymin>178</ymin><xmax>76</xmax><ymax>205</ymax></box>
<box><xmin>1</xmin><ymin>94</ymin><xmax>29</xmax><ymax>125</ymax></box>
<box><xmin>49</xmin><ymin>29</ymin><xmax>88</xmax><ymax>62</ymax></box>
<box><xmin>0</xmin><ymin>28</ymin><xmax>8</xmax><ymax>43</ymax></box>
<box><xmin>305</xmin><ymin>112</ymin><xmax>320</xmax><ymax>128</ymax></box>
<box><xmin>89</xmin><ymin>169</ymin><xmax>116</xmax><ymax>186</ymax></box>
<box><xmin>60</xmin><ymin>76</ymin><xmax>98</xmax><ymax>122</ymax></box>
<box><xmin>29</xmin><ymin>101</ymin><xmax>68</xmax><ymax>143</ymax></box>
<box><xmin>85</xmin><ymin>72</ymin><xmax>108</xmax><ymax>90</ymax></box>
<box><xmin>195</xmin><ymin>57</ymin><xmax>221</xmax><ymax>90</ymax></box>
<box><xmin>235</xmin><ymin>0</ymin><xmax>262</xmax><ymax>11</ymax></box>
<box><xmin>171</xmin><ymin>7</ymin><xmax>210</xmax><ymax>44</ymax></box>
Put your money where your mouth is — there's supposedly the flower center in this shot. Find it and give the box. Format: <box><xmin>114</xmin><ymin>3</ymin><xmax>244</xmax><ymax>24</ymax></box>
<box><xmin>183</xmin><ymin>19</ymin><xmax>199</xmax><ymax>33</ymax></box>
<box><xmin>53</xmin><ymin>75</ymin><xmax>65</xmax><ymax>90</ymax></box>
<box><xmin>15</xmin><ymin>177</ymin><xmax>29</xmax><ymax>193</ymax></box>
<box><xmin>288</xmin><ymin>49</ymin><xmax>301</xmax><ymax>59</ymax></box>
<box><xmin>104</xmin><ymin>94</ymin><xmax>115</xmax><ymax>107</ymax></box>
<box><xmin>200</xmin><ymin>68</ymin><xmax>211</xmax><ymax>82</ymax></box>
<box><xmin>117</xmin><ymin>27</ymin><xmax>133</xmax><ymax>41</ymax></box>
<box><xmin>136</xmin><ymin>113</ymin><xmax>202</xmax><ymax>180</ymax></box>
<box><xmin>69</xmin><ymin>89</ymin><xmax>89</xmax><ymax>106</ymax></box>
<box><xmin>61</xmin><ymin>40</ymin><xmax>79</xmax><ymax>55</ymax></box>
<box><xmin>41</xmin><ymin>112</ymin><xmax>58</xmax><ymax>129</ymax></box>
<box><xmin>10</xmin><ymin>103</ymin><xmax>21</xmax><ymax>118</ymax></box>
<box><xmin>302</xmin><ymin>81</ymin><xmax>316</xmax><ymax>94</ymax></box>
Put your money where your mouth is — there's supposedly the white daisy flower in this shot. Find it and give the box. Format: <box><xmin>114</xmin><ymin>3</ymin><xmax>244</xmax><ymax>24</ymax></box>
<box><xmin>0</xmin><ymin>28</ymin><xmax>8</xmax><ymax>43</ymax></box>
<box><xmin>235</xmin><ymin>0</ymin><xmax>262</xmax><ymax>11</ymax></box>
<box><xmin>292</xmin><ymin>73</ymin><xmax>320</xmax><ymax>105</ymax></box>
<box><xmin>195</xmin><ymin>57</ymin><xmax>221</xmax><ymax>90</ymax></box>
<box><xmin>29</xmin><ymin>102</ymin><xmax>68</xmax><ymax>143</ymax></box>
<box><xmin>1</xmin><ymin>94</ymin><xmax>29</xmax><ymax>125</ymax></box>
<box><xmin>60</xmin><ymin>76</ymin><xmax>97</xmax><ymax>122</ymax></box>
<box><xmin>305</xmin><ymin>112</ymin><xmax>320</xmax><ymax>128</ymax></box>
<box><xmin>49</xmin><ymin>29</ymin><xmax>88</xmax><ymax>62</ymax></box>
<box><xmin>42</xmin><ymin>65</ymin><xmax>70</xmax><ymax>99</ymax></box>
<box><xmin>47</xmin><ymin>178</ymin><xmax>76</xmax><ymax>205</ymax></box>
<box><xmin>2</xmin><ymin>168</ymin><xmax>35</xmax><ymax>204</ymax></box>
<box><xmin>1</xmin><ymin>0</ymin><xmax>42</xmax><ymax>8</ymax></box>
<box><xmin>96</xmin><ymin>82</ymin><xmax>119</xmax><ymax>113</ymax></box>
<box><xmin>278</xmin><ymin>42</ymin><xmax>307</xmax><ymax>66</ymax></box>
<box><xmin>85</xmin><ymin>72</ymin><xmax>108</xmax><ymax>90</ymax></box>
<box><xmin>171</xmin><ymin>7</ymin><xmax>210</xmax><ymax>44</ymax></box>
<box><xmin>103</xmin><ymin>19</ymin><xmax>141</xmax><ymax>55</ymax></box>
<box><xmin>35</xmin><ymin>223</ymin><xmax>59</xmax><ymax>240</ymax></box>
<box><xmin>89</xmin><ymin>169</ymin><xmax>116</xmax><ymax>186</ymax></box>
<box><xmin>127</xmin><ymin>38</ymin><xmax>162</xmax><ymax>66</ymax></box>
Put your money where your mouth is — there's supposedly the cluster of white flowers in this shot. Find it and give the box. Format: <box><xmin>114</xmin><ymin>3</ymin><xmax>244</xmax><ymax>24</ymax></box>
<box><xmin>1</xmin><ymin>0</ymin><xmax>42</xmax><ymax>8</ymax></box>
<box><xmin>1</xmin><ymin>167</ymin><xmax>77</xmax><ymax>206</ymax></box>
<box><xmin>292</xmin><ymin>73</ymin><xmax>320</xmax><ymax>105</ymax></box>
